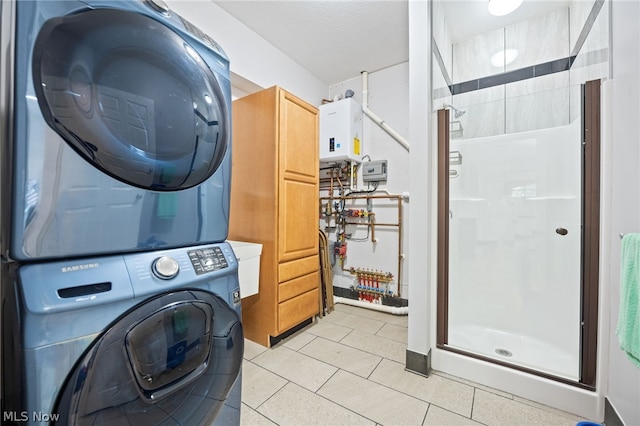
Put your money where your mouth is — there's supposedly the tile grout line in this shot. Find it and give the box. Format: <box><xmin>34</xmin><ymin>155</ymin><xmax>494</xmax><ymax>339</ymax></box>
<box><xmin>422</xmin><ymin>402</ymin><xmax>432</xmax><ymax>424</ymax></box>
<box><xmin>284</xmin><ymin>332</ymin><xmax>318</xmax><ymax>353</ymax></box>
<box><xmin>431</xmin><ymin>370</ymin><xmax>514</xmax><ymax>400</ymax></box>
<box><xmin>295</xmin><ymin>335</ymin><xmax>384</xmax><ymax>379</ymax></box>
<box><xmin>355</xmin><ymin>363</ymin><xmax>454</xmax><ymax>410</ymax></box>
<box><xmin>243</xmin><ymin>311</ymin><xmax>580</xmax><ymax>426</ymax></box>
<box><xmin>244</xmin><ymin>354</ymin><xmax>334</xmax><ymax>395</ymax></box>
<box><xmin>470</xmin><ymin>386</ymin><xmax>477</xmax><ymax>422</ymax></box>
<box><xmin>250</xmin><ymin>375</ymin><xmax>290</xmax><ymax>414</ymax></box>
<box><xmin>312</xmin><ymin>318</ymin><xmax>430</xmax><ymax>406</ymax></box>
<box><xmin>433</xmin><ymin>368</ymin><xmax>583</xmax><ymax>421</ymax></box>
<box><xmin>312</xmin><ymin>367</ymin><xmax>380</xmax><ymax>425</ymax></box>
<box><xmin>333</xmin><ymin>323</ymin><xmax>408</xmax><ymax>363</ymax></box>
<box><xmin>243</xmin><ymin>311</ymin><xmax>412</xmax><ymax>425</ymax></box>
<box><xmin>365</xmin><ymin>356</ymin><xmax>385</xmax><ymax>380</ymax></box>
<box><xmin>316</xmin><ymin>368</ymin><xmax>427</xmax><ymax>425</ymax></box>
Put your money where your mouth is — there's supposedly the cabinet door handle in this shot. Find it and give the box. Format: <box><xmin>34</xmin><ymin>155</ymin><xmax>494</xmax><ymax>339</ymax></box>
<box><xmin>556</xmin><ymin>228</ymin><xmax>568</xmax><ymax>236</ymax></box>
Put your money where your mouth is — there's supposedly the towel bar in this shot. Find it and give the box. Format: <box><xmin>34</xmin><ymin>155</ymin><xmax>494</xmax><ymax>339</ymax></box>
<box><xmin>619</xmin><ymin>233</ymin><xmax>637</xmax><ymax>239</ymax></box>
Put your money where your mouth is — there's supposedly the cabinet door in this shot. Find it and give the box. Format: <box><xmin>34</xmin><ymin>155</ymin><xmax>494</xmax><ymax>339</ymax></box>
<box><xmin>280</xmin><ymin>90</ymin><xmax>318</xmax><ymax>179</ymax></box>
<box><xmin>279</xmin><ymin>90</ymin><xmax>319</xmax><ymax>262</ymax></box>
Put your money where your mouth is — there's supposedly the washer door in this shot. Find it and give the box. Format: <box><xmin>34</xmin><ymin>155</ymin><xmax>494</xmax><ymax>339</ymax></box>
<box><xmin>53</xmin><ymin>290</ymin><xmax>243</xmax><ymax>425</ymax></box>
<box><xmin>32</xmin><ymin>8</ymin><xmax>229</xmax><ymax>191</ymax></box>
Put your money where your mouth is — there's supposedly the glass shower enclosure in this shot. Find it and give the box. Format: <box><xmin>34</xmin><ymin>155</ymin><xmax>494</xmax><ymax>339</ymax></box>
<box><xmin>432</xmin><ymin>0</ymin><xmax>604</xmax><ymax>390</ymax></box>
<box><xmin>446</xmin><ymin>95</ymin><xmax>581</xmax><ymax>380</ymax></box>
<box><xmin>437</xmin><ymin>83</ymin><xmax>600</xmax><ymax>386</ymax></box>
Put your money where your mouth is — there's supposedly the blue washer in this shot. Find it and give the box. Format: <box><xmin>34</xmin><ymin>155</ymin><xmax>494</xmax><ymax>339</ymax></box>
<box><xmin>2</xmin><ymin>242</ymin><xmax>243</xmax><ymax>425</ymax></box>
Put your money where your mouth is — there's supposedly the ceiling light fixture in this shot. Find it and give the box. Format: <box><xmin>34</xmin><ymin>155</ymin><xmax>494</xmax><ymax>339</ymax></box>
<box><xmin>490</xmin><ymin>49</ymin><xmax>519</xmax><ymax>67</ymax></box>
<box><xmin>488</xmin><ymin>0</ymin><xmax>524</xmax><ymax>16</ymax></box>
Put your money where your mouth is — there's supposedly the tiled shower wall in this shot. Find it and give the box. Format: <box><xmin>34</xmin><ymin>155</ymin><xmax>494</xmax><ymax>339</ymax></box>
<box><xmin>452</xmin><ymin>8</ymin><xmax>571</xmax><ymax>138</ymax></box>
<box><xmin>432</xmin><ymin>0</ymin><xmax>608</xmax><ymax>139</ymax></box>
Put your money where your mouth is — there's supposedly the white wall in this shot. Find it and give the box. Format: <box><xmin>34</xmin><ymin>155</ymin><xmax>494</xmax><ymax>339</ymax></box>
<box><xmin>165</xmin><ymin>0</ymin><xmax>328</xmax><ymax>105</ymax></box>
<box><xmin>324</xmin><ymin>63</ymin><xmax>410</xmax><ymax>298</ymax></box>
<box><xmin>607</xmin><ymin>1</ymin><xmax>640</xmax><ymax>424</ymax></box>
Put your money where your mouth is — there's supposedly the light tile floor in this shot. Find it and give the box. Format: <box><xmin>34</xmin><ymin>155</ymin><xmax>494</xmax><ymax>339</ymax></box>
<box><xmin>240</xmin><ymin>303</ymin><xmax>591</xmax><ymax>426</ymax></box>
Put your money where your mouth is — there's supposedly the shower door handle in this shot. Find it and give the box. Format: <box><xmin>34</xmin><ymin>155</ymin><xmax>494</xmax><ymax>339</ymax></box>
<box><xmin>555</xmin><ymin>227</ymin><xmax>568</xmax><ymax>236</ymax></box>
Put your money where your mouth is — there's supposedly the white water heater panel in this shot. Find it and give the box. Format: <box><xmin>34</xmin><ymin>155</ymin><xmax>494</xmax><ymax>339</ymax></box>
<box><xmin>319</xmin><ymin>98</ymin><xmax>363</xmax><ymax>162</ymax></box>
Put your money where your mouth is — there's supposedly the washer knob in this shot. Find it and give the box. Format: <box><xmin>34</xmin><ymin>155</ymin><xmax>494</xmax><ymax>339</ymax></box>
<box><xmin>152</xmin><ymin>256</ymin><xmax>180</xmax><ymax>280</ymax></box>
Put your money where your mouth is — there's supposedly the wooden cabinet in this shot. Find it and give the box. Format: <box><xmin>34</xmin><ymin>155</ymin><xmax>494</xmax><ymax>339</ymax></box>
<box><xmin>229</xmin><ymin>86</ymin><xmax>319</xmax><ymax>347</ymax></box>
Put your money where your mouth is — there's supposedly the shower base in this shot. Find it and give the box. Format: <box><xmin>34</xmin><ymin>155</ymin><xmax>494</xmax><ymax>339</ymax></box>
<box><xmin>447</xmin><ymin>324</ymin><xmax>579</xmax><ymax>381</ymax></box>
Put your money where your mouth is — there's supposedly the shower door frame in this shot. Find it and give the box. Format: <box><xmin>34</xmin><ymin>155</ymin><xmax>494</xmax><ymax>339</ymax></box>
<box><xmin>436</xmin><ymin>79</ymin><xmax>601</xmax><ymax>390</ymax></box>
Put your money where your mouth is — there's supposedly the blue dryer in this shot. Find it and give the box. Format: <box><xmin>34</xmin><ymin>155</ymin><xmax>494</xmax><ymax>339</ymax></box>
<box><xmin>1</xmin><ymin>0</ymin><xmax>233</xmax><ymax>261</ymax></box>
<box><xmin>2</xmin><ymin>242</ymin><xmax>243</xmax><ymax>425</ymax></box>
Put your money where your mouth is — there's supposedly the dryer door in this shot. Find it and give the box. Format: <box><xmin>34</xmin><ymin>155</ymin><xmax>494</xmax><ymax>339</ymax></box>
<box><xmin>32</xmin><ymin>8</ymin><xmax>229</xmax><ymax>191</ymax></box>
<box><xmin>53</xmin><ymin>290</ymin><xmax>243</xmax><ymax>425</ymax></box>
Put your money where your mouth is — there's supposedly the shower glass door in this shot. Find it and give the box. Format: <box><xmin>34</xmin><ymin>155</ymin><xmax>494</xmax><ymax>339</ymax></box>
<box><xmin>444</xmin><ymin>87</ymin><xmax>583</xmax><ymax>381</ymax></box>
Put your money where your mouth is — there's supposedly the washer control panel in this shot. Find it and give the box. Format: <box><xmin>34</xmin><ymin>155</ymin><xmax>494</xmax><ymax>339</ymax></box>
<box><xmin>152</xmin><ymin>256</ymin><xmax>180</xmax><ymax>280</ymax></box>
<box><xmin>188</xmin><ymin>246</ymin><xmax>229</xmax><ymax>275</ymax></box>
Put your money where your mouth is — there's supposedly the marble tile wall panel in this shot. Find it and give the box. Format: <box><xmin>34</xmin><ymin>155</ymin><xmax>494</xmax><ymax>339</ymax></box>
<box><xmin>505</xmin><ymin>8</ymin><xmax>570</xmax><ymax>72</ymax></box>
<box><xmin>433</xmin><ymin>1</ymin><xmax>447</xmax><ymax>72</ymax></box>
<box><xmin>453</xmin><ymin>86</ymin><xmax>505</xmax><ymax>139</ymax></box>
<box><xmin>452</xmin><ymin>28</ymin><xmax>504</xmax><ymax>83</ymax></box>
<box><xmin>443</xmin><ymin>10</ymin><xmax>453</xmax><ymax>80</ymax></box>
<box><xmin>441</xmin><ymin>3</ymin><xmax>606</xmax><ymax>138</ymax></box>
<box><xmin>505</xmin><ymin>73</ymin><xmax>571</xmax><ymax>133</ymax></box>
<box><xmin>506</xmin><ymin>72</ymin><xmax>569</xmax><ymax>101</ymax></box>
<box><xmin>433</xmin><ymin>1</ymin><xmax>453</xmax><ymax>79</ymax></box>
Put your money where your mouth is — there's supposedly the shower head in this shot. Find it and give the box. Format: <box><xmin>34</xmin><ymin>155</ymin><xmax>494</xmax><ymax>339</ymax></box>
<box><xmin>443</xmin><ymin>103</ymin><xmax>466</xmax><ymax>119</ymax></box>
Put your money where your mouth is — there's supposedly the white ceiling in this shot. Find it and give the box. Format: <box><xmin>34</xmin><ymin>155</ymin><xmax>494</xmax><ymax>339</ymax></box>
<box><xmin>216</xmin><ymin>0</ymin><xmax>408</xmax><ymax>85</ymax></box>
<box><xmin>215</xmin><ymin>0</ymin><xmax>571</xmax><ymax>86</ymax></box>
<box><xmin>441</xmin><ymin>0</ymin><xmax>571</xmax><ymax>42</ymax></box>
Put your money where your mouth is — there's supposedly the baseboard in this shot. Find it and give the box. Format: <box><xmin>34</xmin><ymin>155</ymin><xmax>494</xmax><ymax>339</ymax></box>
<box><xmin>604</xmin><ymin>397</ymin><xmax>624</xmax><ymax>426</ymax></box>
<box><xmin>269</xmin><ymin>317</ymin><xmax>313</xmax><ymax>347</ymax></box>
<box><xmin>406</xmin><ymin>348</ymin><xmax>431</xmax><ymax>377</ymax></box>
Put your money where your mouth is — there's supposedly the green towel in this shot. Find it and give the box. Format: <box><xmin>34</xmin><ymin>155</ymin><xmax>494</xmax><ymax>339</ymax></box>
<box><xmin>617</xmin><ymin>233</ymin><xmax>640</xmax><ymax>368</ymax></box>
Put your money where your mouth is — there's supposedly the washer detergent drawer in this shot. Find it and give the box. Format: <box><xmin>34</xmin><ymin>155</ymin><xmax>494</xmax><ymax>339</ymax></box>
<box><xmin>125</xmin><ymin>300</ymin><xmax>214</xmax><ymax>401</ymax></box>
<box><xmin>53</xmin><ymin>290</ymin><xmax>243</xmax><ymax>426</ymax></box>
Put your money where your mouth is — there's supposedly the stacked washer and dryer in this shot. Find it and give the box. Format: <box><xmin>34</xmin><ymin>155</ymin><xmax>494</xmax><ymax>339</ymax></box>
<box><xmin>0</xmin><ymin>1</ymin><xmax>243</xmax><ymax>424</ymax></box>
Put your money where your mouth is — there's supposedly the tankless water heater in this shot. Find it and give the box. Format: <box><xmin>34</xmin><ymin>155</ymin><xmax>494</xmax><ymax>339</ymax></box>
<box><xmin>319</xmin><ymin>97</ymin><xmax>363</xmax><ymax>163</ymax></box>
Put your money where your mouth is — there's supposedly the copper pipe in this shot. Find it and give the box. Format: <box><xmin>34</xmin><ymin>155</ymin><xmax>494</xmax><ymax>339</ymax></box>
<box><xmin>320</xmin><ymin>193</ymin><xmax>404</xmax><ymax>297</ymax></box>
<box><xmin>345</xmin><ymin>222</ymin><xmax>398</xmax><ymax>227</ymax></box>
<box><xmin>371</xmin><ymin>213</ymin><xmax>376</xmax><ymax>243</ymax></box>
<box><xmin>319</xmin><ymin>195</ymin><xmax>404</xmax><ymax>201</ymax></box>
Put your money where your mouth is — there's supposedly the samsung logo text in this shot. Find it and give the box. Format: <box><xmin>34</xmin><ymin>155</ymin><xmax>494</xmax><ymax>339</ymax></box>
<box><xmin>61</xmin><ymin>263</ymin><xmax>99</xmax><ymax>273</ymax></box>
